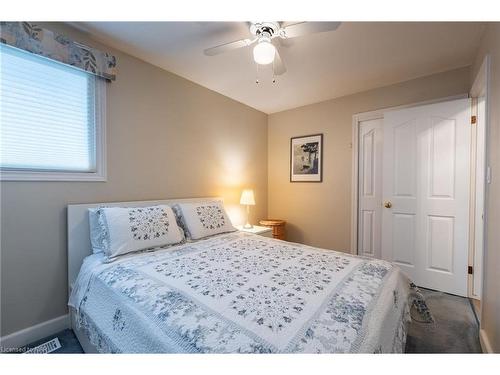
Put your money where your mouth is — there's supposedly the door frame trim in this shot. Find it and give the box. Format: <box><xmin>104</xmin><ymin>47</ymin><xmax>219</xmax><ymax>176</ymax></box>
<box><xmin>469</xmin><ymin>55</ymin><xmax>491</xmax><ymax>312</ymax></box>
<box><xmin>350</xmin><ymin>93</ymin><xmax>469</xmax><ymax>255</ymax></box>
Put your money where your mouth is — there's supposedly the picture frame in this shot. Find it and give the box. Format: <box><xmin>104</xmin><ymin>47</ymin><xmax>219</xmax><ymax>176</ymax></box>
<box><xmin>290</xmin><ymin>133</ymin><xmax>323</xmax><ymax>182</ymax></box>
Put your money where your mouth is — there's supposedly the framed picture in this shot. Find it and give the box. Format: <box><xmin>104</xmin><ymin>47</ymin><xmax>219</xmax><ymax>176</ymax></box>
<box><xmin>290</xmin><ymin>133</ymin><xmax>323</xmax><ymax>182</ymax></box>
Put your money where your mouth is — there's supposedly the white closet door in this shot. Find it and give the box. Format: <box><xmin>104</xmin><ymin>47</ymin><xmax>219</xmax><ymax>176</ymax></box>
<box><xmin>382</xmin><ymin>99</ymin><xmax>470</xmax><ymax>296</ymax></box>
<box><xmin>358</xmin><ymin>119</ymin><xmax>383</xmax><ymax>259</ymax></box>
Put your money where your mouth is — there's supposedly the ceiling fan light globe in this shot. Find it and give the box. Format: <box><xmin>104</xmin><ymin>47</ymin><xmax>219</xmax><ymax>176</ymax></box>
<box><xmin>253</xmin><ymin>40</ymin><xmax>276</xmax><ymax>65</ymax></box>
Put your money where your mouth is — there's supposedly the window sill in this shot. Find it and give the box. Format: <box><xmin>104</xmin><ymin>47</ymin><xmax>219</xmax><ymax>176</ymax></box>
<box><xmin>0</xmin><ymin>170</ymin><xmax>107</xmax><ymax>182</ymax></box>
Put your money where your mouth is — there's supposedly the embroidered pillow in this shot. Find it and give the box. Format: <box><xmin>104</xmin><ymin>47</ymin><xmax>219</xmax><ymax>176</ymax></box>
<box><xmin>175</xmin><ymin>201</ymin><xmax>236</xmax><ymax>240</ymax></box>
<box><xmin>98</xmin><ymin>205</ymin><xmax>183</xmax><ymax>259</ymax></box>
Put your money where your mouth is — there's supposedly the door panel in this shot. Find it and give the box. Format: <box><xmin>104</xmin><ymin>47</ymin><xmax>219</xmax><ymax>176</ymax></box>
<box><xmin>361</xmin><ymin>210</ymin><xmax>375</xmax><ymax>256</ymax></box>
<box><xmin>393</xmin><ymin>120</ymin><xmax>417</xmax><ymax>197</ymax></box>
<box><xmin>362</xmin><ymin>128</ymin><xmax>375</xmax><ymax>196</ymax></box>
<box><xmin>358</xmin><ymin>119</ymin><xmax>383</xmax><ymax>259</ymax></box>
<box><xmin>392</xmin><ymin>213</ymin><xmax>416</xmax><ymax>267</ymax></box>
<box><xmin>427</xmin><ymin>215</ymin><xmax>454</xmax><ymax>273</ymax></box>
<box><xmin>429</xmin><ymin>118</ymin><xmax>456</xmax><ymax>198</ymax></box>
<box><xmin>382</xmin><ymin>99</ymin><xmax>470</xmax><ymax>296</ymax></box>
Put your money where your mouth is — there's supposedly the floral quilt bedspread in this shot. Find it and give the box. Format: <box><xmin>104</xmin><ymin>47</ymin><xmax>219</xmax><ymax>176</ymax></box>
<box><xmin>69</xmin><ymin>232</ymin><xmax>431</xmax><ymax>353</ymax></box>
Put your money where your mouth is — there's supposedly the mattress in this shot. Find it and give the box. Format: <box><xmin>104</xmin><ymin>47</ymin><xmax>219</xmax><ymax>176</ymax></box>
<box><xmin>69</xmin><ymin>231</ymin><xmax>431</xmax><ymax>353</ymax></box>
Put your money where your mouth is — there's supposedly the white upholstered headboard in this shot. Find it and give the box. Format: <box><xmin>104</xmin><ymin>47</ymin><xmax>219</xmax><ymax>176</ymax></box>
<box><xmin>67</xmin><ymin>197</ymin><xmax>222</xmax><ymax>294</ymax></box>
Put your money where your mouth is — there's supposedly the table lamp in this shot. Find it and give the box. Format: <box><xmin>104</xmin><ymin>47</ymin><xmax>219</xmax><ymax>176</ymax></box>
<box><xmin>240</xmin><ymin>189</ymin><xmax>256</xmax><ymax>229</ymax></box>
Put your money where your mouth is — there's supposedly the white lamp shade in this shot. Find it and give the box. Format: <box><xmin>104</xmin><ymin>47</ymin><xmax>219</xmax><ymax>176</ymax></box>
<box><xmin>253</xmin><ymin>40</ymin><xmax>276</xmax><ymax>65</ymax></box>
<box><xmin>240</xmin><ymin>189</ymin><xmax>256</xmax><ymax>205</ymax></box>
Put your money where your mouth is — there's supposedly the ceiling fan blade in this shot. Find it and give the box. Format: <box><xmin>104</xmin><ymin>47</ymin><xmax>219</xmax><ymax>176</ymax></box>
<box><xmin>273</xmin><ymin>49</ymin><xmax>287</xmax><ymax>76</ymax></box>
<box><xmin>281</xmin><ymin>22</ymin><xmax>341</xmax><ymax>39</ymax></box>
<box><xmin>204</xmin><ymin>38</ymin><xmax>256</xmax><ymax>56</ymax></box>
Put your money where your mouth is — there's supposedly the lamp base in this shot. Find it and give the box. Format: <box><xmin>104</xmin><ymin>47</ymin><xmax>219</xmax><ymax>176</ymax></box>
<box><xmin>243</xmin><ymin>204</ymin><xmax>253</xmax><ymax>229</ymax></box>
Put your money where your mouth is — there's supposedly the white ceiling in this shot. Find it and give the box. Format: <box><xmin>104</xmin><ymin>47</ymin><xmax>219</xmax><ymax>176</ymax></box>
<box><xmin>74</xmin><ymin>22</ymin><xmax>486</xmax><ymax>114</ymax></box>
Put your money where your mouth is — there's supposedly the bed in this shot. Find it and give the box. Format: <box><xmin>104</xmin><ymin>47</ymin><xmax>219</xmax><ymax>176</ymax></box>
<box><xmin>67</xmin><ymin>198</ymin><xmax>431</xmax><ymax>353</ymax></box>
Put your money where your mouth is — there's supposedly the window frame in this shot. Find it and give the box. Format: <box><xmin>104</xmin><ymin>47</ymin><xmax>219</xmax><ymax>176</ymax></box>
<box><xmin>0</xmin><ymin>64</ymin><xmax>107</xmax><ymax>182</ymax></box>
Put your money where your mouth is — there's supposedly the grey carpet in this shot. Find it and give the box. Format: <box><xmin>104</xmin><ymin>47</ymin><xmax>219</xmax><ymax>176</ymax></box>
<box><xmin>405</xmin><ymin>289</ymin><xmax>481</xmax><ymax>353</ymax></box>
<box><xmin>24</xmin><ymin>288</ymin><xmax>481</xmax><ymax>353</ymax></box>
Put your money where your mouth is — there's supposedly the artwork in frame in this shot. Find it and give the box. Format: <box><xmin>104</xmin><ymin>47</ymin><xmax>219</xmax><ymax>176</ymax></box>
<box><xmin>290</xmin><ymin>134</ymin><xmax>323</xmax><ymax>182</ymax></box>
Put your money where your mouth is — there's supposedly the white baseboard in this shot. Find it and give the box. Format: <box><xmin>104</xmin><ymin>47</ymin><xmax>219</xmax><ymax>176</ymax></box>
<box><xmin>479</xmin><ymin>328</ymin><xmax>494</xmax><ymax>353</ymax></box>
<box><xmin>0</xmin><ymin>314</ymin><xmax>69</xmax><ymax>350</ymax></box>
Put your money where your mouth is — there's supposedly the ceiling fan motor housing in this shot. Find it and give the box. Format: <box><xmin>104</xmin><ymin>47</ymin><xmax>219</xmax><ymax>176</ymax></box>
<box><xmin>250</xmin><ymin>22</ymin><xmax>281</xmax><ymax>39</ymax></box>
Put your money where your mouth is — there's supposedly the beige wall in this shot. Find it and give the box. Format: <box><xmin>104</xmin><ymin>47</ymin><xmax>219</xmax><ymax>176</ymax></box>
<box><xmin>268</xmin><ymin>67</ymin><xmax>471</xmax><ymax>251</ymax></box>
<box><xmin>0</xmin><ymin>24</ymin><xmax>268</xmax><ymax>336</ymax></box>
<box><xmin>471</xmin><ymin>22</ymin><xmax>500</xmax><ymax>353</ymax></box>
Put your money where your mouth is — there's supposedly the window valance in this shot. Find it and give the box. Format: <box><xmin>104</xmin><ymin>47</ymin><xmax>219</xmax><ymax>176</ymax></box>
<box><xmin>0</xmin><ymin>22</ymin><xmax>116</xmax><ymax>81</ymax></box>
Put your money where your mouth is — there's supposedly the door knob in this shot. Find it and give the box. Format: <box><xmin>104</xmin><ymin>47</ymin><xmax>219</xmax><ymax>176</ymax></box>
<box><xmin>384</xmin><ymin>201</ymin><xmax>392</xmax><ymax>208</ymax></box>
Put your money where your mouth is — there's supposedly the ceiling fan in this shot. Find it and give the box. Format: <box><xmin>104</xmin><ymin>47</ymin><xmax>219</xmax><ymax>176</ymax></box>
<box><xmin>204</xmin><ymin>22</ymin><xmax>341</xmax><ymax>77</ymax></box>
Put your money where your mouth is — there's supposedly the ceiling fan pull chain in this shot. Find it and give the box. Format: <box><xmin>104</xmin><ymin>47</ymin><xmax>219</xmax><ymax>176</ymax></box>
<box><xmin>255</xmin><ymin>63</ymin><xmax>260</xmax><ymax>84</ymax></box>
<box><xmin>272</xmin><ymin>60</ymin><xmax>276</xmax><ymax>84</ymax></box>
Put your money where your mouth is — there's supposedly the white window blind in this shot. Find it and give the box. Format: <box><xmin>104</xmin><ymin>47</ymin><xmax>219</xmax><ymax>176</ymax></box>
<box><xmin>0</xmin><ymin>44</ymin><xmax>101</xmax><ymax>176</ymax></box>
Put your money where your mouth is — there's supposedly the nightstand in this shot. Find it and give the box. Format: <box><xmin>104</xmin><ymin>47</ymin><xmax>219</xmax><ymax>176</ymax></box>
<box><xmin>259</xmin><ymin>219</ymin><xmax>286</xmax><ymax>240</ymax></box>
<box><xmin>236</xmin><ymin>225</ymin><xmax>273</xmax><ymax>238</ymax></box>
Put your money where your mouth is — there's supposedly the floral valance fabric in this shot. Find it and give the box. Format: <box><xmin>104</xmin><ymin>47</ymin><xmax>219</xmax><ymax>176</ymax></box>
<box><xmin>0</xmin><ymin>22</ymin><xmax>116</xmax><ymax>81</ymax></box>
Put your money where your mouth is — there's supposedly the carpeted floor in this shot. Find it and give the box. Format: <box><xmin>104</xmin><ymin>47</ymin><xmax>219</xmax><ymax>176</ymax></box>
<box><xmin>24</xmin><ymin>288</ymin><xmax>481</xmax><ymax>354</ymax></box>
<box><xmin>405</xmin><ymin>289</ymin><xmax>482</xmax><ymax>353</ymax></box>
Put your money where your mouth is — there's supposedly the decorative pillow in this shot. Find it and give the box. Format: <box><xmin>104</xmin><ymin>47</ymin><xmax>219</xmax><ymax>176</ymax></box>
<box><xmin>175</xmin><ymin>201</ymin><xmax>236</xmax><ymax>240</ymax></box>
<box><xmin>98</xmin><ymin>205</ymin><xmax>184</xmax><ymax>259</ymax></box>
<box><xmin>88</xmin><ymin>208</ymin><xmax>107</xmax><ymax>254</ymax></box>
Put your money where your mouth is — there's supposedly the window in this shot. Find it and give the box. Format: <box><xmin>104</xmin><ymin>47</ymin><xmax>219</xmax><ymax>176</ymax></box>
<box><xmin>0</xmin><ymin>44</ymin><xmax>106</xmax><ymax>181</ymax></box>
